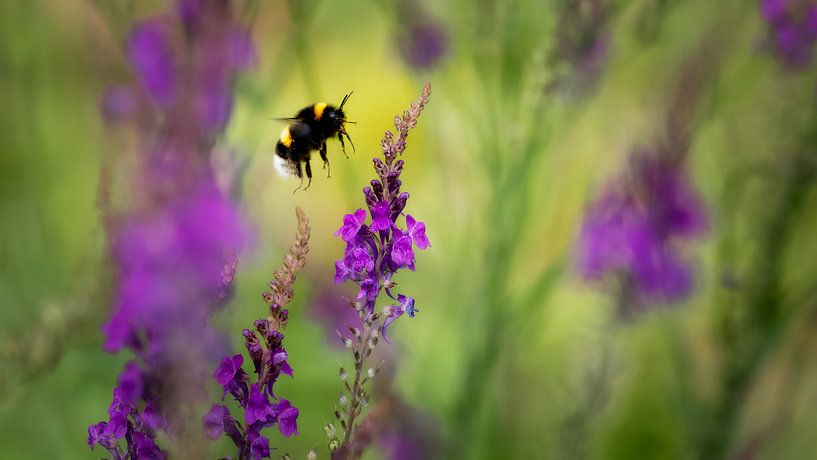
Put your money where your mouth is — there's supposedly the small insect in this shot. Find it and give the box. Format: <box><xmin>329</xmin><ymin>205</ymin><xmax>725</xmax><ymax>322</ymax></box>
<box><xmin>274</xmin><ymin>92</ymin><xmax>355</xmax><ymax>191</ymax></box>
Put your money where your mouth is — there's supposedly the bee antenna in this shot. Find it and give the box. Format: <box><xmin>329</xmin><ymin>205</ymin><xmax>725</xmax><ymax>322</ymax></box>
<box><xmin>339</xmin><ymin>91</ymin><xmax>353</xmax><ymax>110</ymax></box>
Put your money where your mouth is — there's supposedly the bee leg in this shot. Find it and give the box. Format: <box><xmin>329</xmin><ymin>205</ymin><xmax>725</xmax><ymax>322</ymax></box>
<box><xmin>304</xmin><ymin>160</ymin><xmax>313</xmax><ymax>190</ymax></box>
<box><xmin>319</xmin><ymin>142</ymin><xmax>331</xmax><ymax>178</ymax></box>
<box><xmin>338</xmin><ymin>133</ymin><xmax>350</xmax><ymax>159</ymax></box>
<box><xmin>292</xmin><ymin>162</ymin><xmax>305</xmax><ymax>194</ymax></box>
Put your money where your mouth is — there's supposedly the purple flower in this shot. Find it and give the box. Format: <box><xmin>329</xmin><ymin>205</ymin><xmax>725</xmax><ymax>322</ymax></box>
<box><xmin>276</xmin><ymin>399</ymin><xmax>299</xmax><ymax>437</ymax></box>
<box><xmin>203</xmin><ymin>404</ymin><xmax>230</xmax><ymax>441</ymax></box>
<box><xmin>390</xmin><ymin>228</ymin><xmax>415</xmax><ymax>270</ymax></box>
<box><xmin>762</xmin><ymin>0</ymin><xmax>789</xmax><ymax>24</ymax></box>
<box><xmin>382</xmin><ymin>295</ymin><xmax>418</xmax><ymax>343</ymax></box>
<box><xmin>336</xmin><ymin>209</ymin><xmax>368</xmax><ymax>242</ymax></box>
<box><xmin>330</xmin><ymin>84</ymin><xmax>432</xmax><ymax>457</ymax></box>
<box><xmin>247</xmin><ymin>427</ymin><xmax>271</xmax><ymax>460</ymax></box>
<box><xmin>357</xmin><ymin>273</ymin><xmax>380</xmax><ymax>303</ymax></box>
<box><xmin>344</xmin><ymin>243</ymin><xmax>375</xmax><ymax>273</ymax></box>
<box><xmin>405</xmin><ymin>215</ymin><xmax>430</xmax><ymax>249</ymax></box>
<box><xmin>245</xmin><ymin>384</ymin><xmax>276</xmax><ymax>426</ymax></box>
<box><xmin>335</xmin><ymin>259</ymin><xmax>353</xmax><ymax>285</ymax></box>
<box><xmin>128</xmin><ymin>20</ymin><xmax>176</xmax><ymax>105</ymax></box>
<box><xmin>92</xmin><ymin>0</ymin><xmax>258</xmax><ymax>456</ymax></box>
<box><xmin>87</xmin><ymin>422</ymin><xmax>108</xmax><ymax>449</ymax></box>
<box><xmin>399</xmin><ymin>21</ymin><xmax>449</xmax><ymax>71</ymax></box>
<box><xmin>760</xmin><ymin>0</ymin><xmax>817</xmax><ymax>68</ymax></box>
<box><xmin>215</xmin><ymin>354</ymin><xmax>244</xmax><ymax>385</ymax></box>
<box><xmin>116</xmin><ymin>362</ymin><xmax>143</xmax><ymax>405</ymax></box>
<box><xmin>576</xmin><ymin>153</ymin><xmax>707</xmax><ymax>310</ymax></box>
<box><xmin>370</xmin><ymin>201</ymin><xmax>392</xmax><ymax>232</ymax></box>
<box><xmin>133</xmin><ymin>431</ymin><xmax>165</xmax><ymax>459</ymax></box>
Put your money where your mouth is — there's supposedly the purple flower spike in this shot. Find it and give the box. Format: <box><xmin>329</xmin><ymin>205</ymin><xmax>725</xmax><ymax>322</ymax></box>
<box><xmin>336</xmin><ymin>209</ymin><xmax>368</xmax><ymax>241</ymax></box>
<box><xmin>276</xmin><ymin>399</ymin><xmax>299</xmax><ymax>437</ymax></box>
<box><xmin>330</xmin><ymin>84</ymin><xmax>432</xmax><ymax>456</ymax></box>
<box><xmin>576</xmin><ymin>152</ymin><xmax>707</xmax><ymax>313</ymax></box>
<box><xmin>128</xmin><ymin>20</ymin><xmax>176</xmax><ymax>105</ymax></box>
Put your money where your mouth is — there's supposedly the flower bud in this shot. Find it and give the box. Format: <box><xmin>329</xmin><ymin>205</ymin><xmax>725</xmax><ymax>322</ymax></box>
<box><xmin>339</xmin><ymin>395</ymin><xmax>348</xmax><ymax>406</ymax></box>
<box><xmin>307</xmin><ymin>449</ymin><xmax>318</xmax><ymax>460</ymax></box>
<box><xmin>339</xmin><ymin>368</ymin><xmax>348</xmax><ymax>381</ymax></box>
<box><xmin>367</xmin><ymin>368</ymin><xmax>375</xmax><ymax>378</ymax></box>
<box><xmin>324</xmin><ymin>423</ymin><xmax>337</xmax><ymax>438</ymax></box>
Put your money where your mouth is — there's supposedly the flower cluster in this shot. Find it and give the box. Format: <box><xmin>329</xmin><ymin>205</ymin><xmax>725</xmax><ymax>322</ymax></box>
<box><xmin>333</xmin><ymin>83</ymin><xmax>431</xmax><ymax>334</ymax></box>
<box><xmin>103</xmin><ymin>0</ymin><xmax>255</xmax><ymax>132</ymax></box>
<box><xmin>576</xmin><ymin>153</ymin><xmax>707</xmax><ymax>314</ymax></box>
<box><xmin>329</xmin><ymin>83</ymin><xmax>432</xmax><ymax>459</ymax></box>
<box><xmin>88</xmin><ymin>363</ymin><xmax>168</xmax><ymax>459</ymax></box>
<box><xmin>204</xmin><ymin>208</ymin><xmax>310</xmax><ymax>460</ymax></box>
<box><xmin>91</xmin><ymin>0</ymin><xmax>255</xmax><ymax>456</ymax></box>
<box><xmin>761</xmin><ymin>0</ymin><xmax>817</xmax><ymax>69</ymax></box>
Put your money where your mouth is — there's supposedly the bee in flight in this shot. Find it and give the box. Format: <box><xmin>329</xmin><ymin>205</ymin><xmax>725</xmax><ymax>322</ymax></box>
<box><xmin>274</xmin><ymin>92</ymin><xmax>355</xmax><ymax>191</ymax></box>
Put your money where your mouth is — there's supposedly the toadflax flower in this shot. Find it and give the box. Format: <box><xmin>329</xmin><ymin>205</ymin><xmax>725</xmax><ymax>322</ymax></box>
<box><xmin>90</xmin><ymin>0</ymin><xmax>256</xmax><ymax>457</ymax></box>
<box><xmin>760</xmin><ymin>0</ymin><xmax>817</xmax><ymax>69</ymax></box>
<box><xmin>328</xmin><ymin>83</ymin><xmax>432</xmax><ymax>460</ymax></box>
<box><xmin>204</xmin><ymin>208</ymin><xmax>310</xmax><ymax>459</ymax></box>
<box><xmin>576</xmin><ymin>152</ymin><xmax>707</xmax><ymax>315</ymax></box>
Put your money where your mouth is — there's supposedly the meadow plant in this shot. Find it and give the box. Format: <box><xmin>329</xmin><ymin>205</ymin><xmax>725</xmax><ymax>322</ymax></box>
<box><xmin>204</xmin><ymin>208</ymin><xmax>310</xmax><ymax>460</ymax></box>
<box><xmin>327</xmin><ymin>83</ymin><xmax>432</xmax><ymax>459</ymax></box>
<box><xmin>576</xmin><ymin>152</ymin><xmax>707</xmax><ymax>316</ymax></box>
<box><xmin>88</xmin><ymin>0</ymin><xmax>254</xmax><ymax>457</ymax></box>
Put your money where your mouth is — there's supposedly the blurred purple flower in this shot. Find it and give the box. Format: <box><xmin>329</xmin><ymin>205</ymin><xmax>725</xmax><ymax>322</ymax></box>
<box><xmin>576</xmin><ymin>153</ymin><xmax>707</xmax><ymax>311</ymax></box>
<box><xmin>399</xmin><ymin>21</ymin><xmax>448</xmax><ymax>71</ymax></box>
<box><xmin>128</xmin><ymin>21</ymin><xmax>176</xmax><ymax>105</ymax></box>
<box><xmin>760</xmin><ymin>0</ymin><xmax>817</xmax><ymax>69</ymax></box>
<box><xmin>91</xmin><ymin>0</ymin><xmax>256</xmax><ymax>457</ymax></box>
<box><xmin>102</xmin><ymin>183</ymin><xmax>246</xmax><ymax>353</ymax></box>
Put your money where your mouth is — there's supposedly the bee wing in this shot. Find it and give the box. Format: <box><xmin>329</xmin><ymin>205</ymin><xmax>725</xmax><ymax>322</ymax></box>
<box><xmin>288</xmin><ymin>121</ymin><xmax>312</xmax><ymax>138</ymax></box>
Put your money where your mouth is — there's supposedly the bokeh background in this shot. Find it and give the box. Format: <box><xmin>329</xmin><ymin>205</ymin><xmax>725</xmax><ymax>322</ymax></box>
<box><xmin>3</xmin><ymin>0</ymin><xmax>817</xmax><ymax>458</ymax></box>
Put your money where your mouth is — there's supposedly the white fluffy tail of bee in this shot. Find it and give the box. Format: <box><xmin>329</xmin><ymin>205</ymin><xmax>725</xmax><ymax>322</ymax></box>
<box><xmin>274</xmin><ymin>155</ymin><xmax>298</xmax><ymax>178</ymax></box>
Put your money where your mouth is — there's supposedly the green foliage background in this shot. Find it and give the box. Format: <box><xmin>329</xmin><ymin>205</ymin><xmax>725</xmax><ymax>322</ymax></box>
<box><xmin>2</xmin><ymin>0</ymin><xmax>817</xmax><ymax>458</ymax></box>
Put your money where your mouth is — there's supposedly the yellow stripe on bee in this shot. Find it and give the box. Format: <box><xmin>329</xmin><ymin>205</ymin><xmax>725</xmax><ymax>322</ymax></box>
<box><xmin>313</xmin><ymin>102</ymin><xmax>327</xmax><ymax>120</ymax></box>
<box><xmin>280</xmin><ymin>126</ymin><xmax>293</xmax><ymax>147</ymax></box>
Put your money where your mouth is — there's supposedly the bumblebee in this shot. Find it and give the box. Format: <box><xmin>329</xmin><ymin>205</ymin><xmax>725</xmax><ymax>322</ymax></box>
<box><xmin>274</xmin><ymin>92</ymin><xmax>355</xmax><ymax>191</ymax></box>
